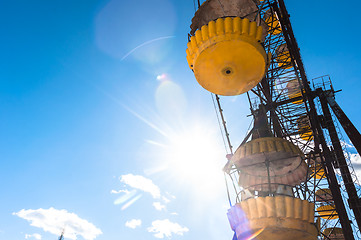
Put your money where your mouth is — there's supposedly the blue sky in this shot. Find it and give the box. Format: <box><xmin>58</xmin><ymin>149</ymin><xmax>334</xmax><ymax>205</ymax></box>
<box><xmin>1</xmin><ymin>0</ymin><xmax>361</xmax><ymax>240</ymax></box>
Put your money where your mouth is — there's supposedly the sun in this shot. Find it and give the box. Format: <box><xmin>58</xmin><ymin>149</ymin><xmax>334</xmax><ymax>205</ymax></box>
<box><xmin>162</xmin><ymin>125</ymin><xmax>226</xmax><ymax>192</ymax></box>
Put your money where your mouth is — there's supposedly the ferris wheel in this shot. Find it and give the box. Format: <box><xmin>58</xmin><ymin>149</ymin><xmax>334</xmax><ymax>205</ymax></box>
<box><xmin>186</xmin><ymin>0</ymin><xmax>361</xmax><ymax>239</ymax></box>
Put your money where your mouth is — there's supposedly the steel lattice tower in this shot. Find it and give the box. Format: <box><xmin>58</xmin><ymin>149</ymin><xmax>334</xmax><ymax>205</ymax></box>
<box><xmin>186</xmin><ymin>0</ymin><xmax>361</xmax><ymax>239</ymax></box>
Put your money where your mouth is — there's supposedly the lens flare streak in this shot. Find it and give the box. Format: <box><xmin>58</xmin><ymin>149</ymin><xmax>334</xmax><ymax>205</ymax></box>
<box><xmin>121</xmin><ymin>194</ymin><xmax>142</xmax><ymax>210</ymax></box>
<box><xmin>121</xmin><ymin>36</ymin><xmax>175</xmax><ymax>60</ymax></box>
<box><xmin>246</xmin><ymin>228</ymin><xmax>264</xmax><ymax>240</ymax></box>
<box><xmin>114</xmin><ymin>190</ymin><xmax>137</xmax><ymax>205</ymax></box>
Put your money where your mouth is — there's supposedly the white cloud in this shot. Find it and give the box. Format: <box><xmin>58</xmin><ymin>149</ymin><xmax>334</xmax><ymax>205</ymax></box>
<box><xmin>111</xmin><ymin>189</ymin><xmax>130</xmax><ymax>194</ymax></box>
<box><xmin>13</xmin><ymin>208</ymin><xmax>102</xmax><ymax>240</ymax></box>
<box><xmin>162</xmin><ymin>196</ymin><xmax>170</xmax><ymax>203</ymax></box>
<box><xmin>341</xmin><ymin>140</ymin><xmax>354</xmax><ymax>149</ymax></box>
<box><xmin>120</xmin><ymin>174</ymin><xmax>161</xmax><ymax>199</ymax></box>
<box><xmin>153</xmin><ymin>202</ymin><xmax>166</xmax><ymax>211</ymax></box>
<box><xmin>25</xmin><ymin>233</ymin><xmax>42</xmax><ymax>240</ymax></box>
<box><xmin>147</xmin><ymin>219</ymin><xmax>189</xmax><ymax>238</ymax></box>
<box><xmin>350</xmin><ymin>153</ymin><xmax>361</xmax><ymax>182</ymax></box>
<box><xmin>350</xmin><ymin>153</ymin><xmax>361</xmax><ymax>164</ymax></box>
<box><xmin>125</xmin><ymin>219</ymin><xmax>142</xmax><ymax>229</ymax></box>
<box><xmin>166</xmin><ymin>192</ymin><xmax>176</xmax><ymax>199</ymax></box>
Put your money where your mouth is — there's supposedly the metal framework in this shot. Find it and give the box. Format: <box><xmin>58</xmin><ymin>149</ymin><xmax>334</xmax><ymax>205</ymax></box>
<box><xmin>199</xmin><ymin>0</ymin><xmax>361</xmax><ymax>239</ymax></box>
<box><xmin>241</xmin><ymin>1</ymin><xmax>361</xmax><ymax>239</ymax></box>
<box><xmin>58</xmin><ymin>229</ymin><xmax>64</xmax><ymax>240</ymax></box>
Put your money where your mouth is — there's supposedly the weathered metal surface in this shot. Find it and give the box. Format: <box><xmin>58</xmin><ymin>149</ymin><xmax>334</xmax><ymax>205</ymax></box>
<box><xmin>190</xmin><ymin>0</ymin><xmax>268</xmax><ymax>38</ymax></box>
<box><xmin>228</xmin><ymin>196</ymin><xmax>318</xmax><ymax>240</ymax></box>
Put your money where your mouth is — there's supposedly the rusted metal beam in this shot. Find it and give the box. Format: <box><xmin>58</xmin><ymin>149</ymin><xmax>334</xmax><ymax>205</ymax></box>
<box><xmin>325</xmin><ymin>90</ymin><xmax>361</xmax><ymax>157</ymax></box>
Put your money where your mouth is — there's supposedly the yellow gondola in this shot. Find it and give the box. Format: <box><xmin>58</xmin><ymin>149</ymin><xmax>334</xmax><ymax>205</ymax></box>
<box><xmin>265</xmin><ymin>13</ymin><xmax>282</xmax><ymax>35</ymax></box>
<box><xmin>323</xmin><ymin>228</ymin><xmax>344</xmax><ymax>240</ymax></box>
<box><xmin>297</xmin><ymin>115</ymin><xmax>314</xmax><ymax>141</ymax></box>
<box><xmin>286</xmin><ymin>79</ymin><xmax>304</xmax><ymax>104</ymax></box>
<box><xmin>315</xmin><ymin>188</ymin><xmax>333</xmax><ymax>202</ymax></box>
<box><xmin>276</xmin><ymin>44</ymin><xmax>292</xmax><ymax>69</ymax></box>
<box><xmin>231</xmin><ymin>137</ymin><xmax>308</xmax><ymax>191</ymax></box>
<box><xmin>186</xmin><ymin>17</ymin><xmax>268</xmax><ymax>96</ymax></box>
<box><xmin>316</xmin><ymin>205</ymin><xmax>338</xmax><ymax>219</ymax></box>
<box><xmin>312</xmin><ymin>164</ymin><xmax>326</xmax><ymax>179</ymax></box>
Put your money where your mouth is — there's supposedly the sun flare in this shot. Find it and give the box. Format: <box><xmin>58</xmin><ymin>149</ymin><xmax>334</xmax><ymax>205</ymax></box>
<box><xmin>163</xmin><ymin>126</ymin><xmax>226</xmax><ymax>191</ymax></box>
